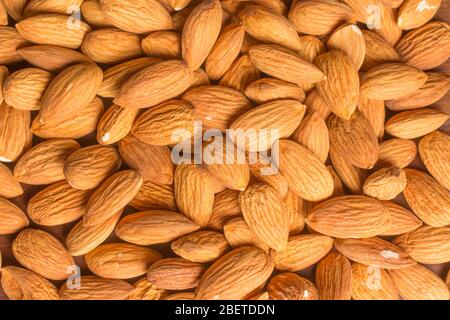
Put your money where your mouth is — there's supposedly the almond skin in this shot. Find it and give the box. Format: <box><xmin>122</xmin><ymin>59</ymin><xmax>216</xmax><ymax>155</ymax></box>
<box><xmin>171</xmin><ymin>231</ymin><xmax>229</xmax><ymax>263</ymax></box>
<box><xmin>351</xmin><ymin>263</ymin><xmax>399</xmax><ymax>300</ymax></box>
<box><xmin>23</xmin><ymin>0</ymin><xmax>84</xmax><ymax>17</ymax></box>
<box><xmin>0</xmin><ymin>163</ymin><xmax>23</xmax><ymax>198</ymax></box>
<box><xmin>306</xmin><ymin>195</ymin><xmax>389</xmax><ymax>239</ymax></box>
<box><xmin>245</xmin><ymin>78</ymin><xmax>305</xmax><ymax>104</ymax></box>
<box><xmin>327</xmin><ymin>24</ymin><xmax>366</xmax><ymax>70</ymax></box>
<box><xmin>357</xmin><ymin>92</ymin><xmax>385</xmax><ymax>141</ymax></box>
<box><xmin>376</xmin><ymin>138</ymin><xmax>417</xmax><ymax>169</ymax></box>
<box><xmin>12</xmin><ymin>228</ymin><xmax>75</xmax><ymax>280</ymax></box>
<box><xmin>81</xmin><ymin>0</ymin><xmax>114</xmax><ymax>28</ymax></box>
<box><xmin>115</xmin><ymin>210</ymin><xmax>200</xmax><ymax>245</ymax></box>
<box><xmin>0</xmin><ymin>197</ymin><xmax>29</xmax><ymax>235</ymax></box>
<box><xmin>85</xmin><ymin>243</ymin><xmax>162</xmax><ymax>279</ymax></box>
<box><xmin>59</xmin><ymin>276</ymin><xmax>134</xmax><ymax>300</ymax></box>
<box><xmin>97</xmin><ymin>104</ymin><xmax>138</xmax><ymax>145</ymax></box>
<box><xmin>2</xmin><ymin>0</ymin><xmax>27</xmax><ymax>21</ymax></box>
<box><xmin>379</xmin><ymin>201</ymin><xmax>423</xmax><ymax>236</ymax></box>
<box><xmin>304</xmin><ymin>89</ymin><xmax>331</xmax><ymax>119</ymax></box>
<box><xmin>268</xmin><ymin>273</ymin><xmax>319</xmax><ymax>300</ymax></box>
<box><xmin>208</xmin><ymin>189</ymin><xmax>242</xmax><ymax>230</ymax></box>
<box><xmin>315</xmin><ymin>252</ymin><xmax>352</xmax><ymax>300</ymax></box>
<box><xmin>126</xmin><ymin>278</ymin><xmax>168</xmax><ymax>301</ymax></box>
<box><xmin>223</xmin><ymin>217</ymin><xmax>269</xmax><ymax>252</ymax></box>
<box><xmin>14</xmin><ymin>139</ymin><xmax>80</xmax><ymax>185</ymax></box>
<box><xmin>219</xmin><ymin>54</ymin><xmax>261</xmax><ymax>92</ymax></box>
<box><xmin>129</xmin><ymin>181</ymin><xmax>177</xmax><ymax>212</ymax></box>
<box><xmin>0</xmin><ymin>102</ymin><xmax>31</xmax><ymax>162</ymax></box>
<box><xmin>195</xmin><ymin>246</ymin><xmax>274</xmax><ymax>300</ymax></box>
<box><xmin>114</xmin><ymin>60</ymin><xmax>194</xmax><ymax>109</ymax></box>
<box><xmin>0</xmin><ymin>27</ymin><xmax>28</xmax><ymax>65</ymax></box>
<box><xmin>0</xmin><ymin>66</ymin><xmax>8</xmax><ymax>104</ymax></box>
<box><xmin>142</xmin><ymin>31</ymin><xmax>181</xmax><ymax>59</ymax></box>
<box><xmin>361</xmin><ymin>30</ymin><xmax>400</xmax><ymax>71</ymax></box>
<box><xmin>83</xmin><ymin>170</ymin><xmax>143</xmax><ymax>226</ymax></box>
<box><xmin>334</xmin><ymin>237</ymin><xmax>417</xmax><ymax>269</ymax></box>
<box><xmin>363</xmin><ymin>167</ymin><xmax>407</xmax><ymax>200</ymax></box>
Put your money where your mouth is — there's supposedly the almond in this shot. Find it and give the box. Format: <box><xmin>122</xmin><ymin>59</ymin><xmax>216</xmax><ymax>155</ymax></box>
<box><xmin>223</xmin><ymin>217</ymin><xmax>269</xmax><ymax>252</ymax></box>
<box><xmin>129</xmin><ymin>181</ymin><xmax>177</xmax><ymax>211</ymax></box>
<box><xmin>0</xmin><ymin>197</ymin><xmax>29</xmax><ymax>235</ymax></box>
<box><xmin>363</xmin><ymin>167</ymin><xmax>407</xmax><ymax>200</ymax></box>
<box><xmin>221</xmin><ymin>0</ymin><xmax>287</xmax><ymax>16</ymax></box>
<box><xmin>23</xmin><ymin>0</ymin><xmax>84</xmax><ymax>17</ymax></box>
<box><xmin>357</xmin><ymin>92</ymin><xmax>385</xmax><ymax>141</ymax></box>
<box><xmin>0</xmin><ymin>163</ymin><xmax>23</xmax><ymax>198</ymax></box>
<box><xmin>0</xmin><ymin>66</ymin><xmax>8</xmax><ymax>104</ymax></box>
<box><xmin>126</xmin><ymin>278</ymin><xmax>168</xmax><ymax>301</ymax></box>
<box><xmin>164</xmin><ymin>292</ymin><xmax>195</xmax><ymax>300</ymax></box>
<box><xmin>327</xmin><ymin>24</ymin><xmax>365</xmax><ymax>70</ymax></box>
<box><xmin>351</xmin><ymin>263</ymin><xmax>399</xmax><ymax>300</ymax></box>
<box><xmin>2</xmin><ymin>0</ymin><xmax>27</xmax><ymax>21</ymax></box>
<box><xmin>244</xmin><ymin>78</ymin><xmax>305</xmax><ymax>104</ymax></box>
<box><xmin>0</xmin><ymin>102</ymin><xmax>30</xmax><ymax>162</ymax></box>
<box><xmin>374</xmin><ymin>7</ymin><xmax>402</xmax><ymax>46</ymax></box>
<box><xmin>81</xmin><ymin>0</ymin><xmax>114</xmax><ymax>28</ymax></box>
<box><xmin>268</xmin><ymin>273</ymin><xmax>319</xmax><ymax>300</ymax></box>
<box><xmin>171</xmin><ymin>231</ymin><xmax>229</xmax><ymax>263</ymax></box>
<box><xmin>315</xmin><ymin>252</ymin><xmax>352</xmax><ymax>300</ymax></box>
<box><xmin>59</xmin><ymin>276</ymin><xmax>134</xmax><ymax>300</ymax></box>
<box><xmin>12</xmin><ymin>228</ymin><xmax>75</xmax><ymax>280</ymax></box>
<box><xmin>96</xmin><ymin>104</ymin><xmax>138</xmax><ymax>145</ymax></box>
<box><xmin>0</xmin><ymin>27</ymin><xmax>28</xmax><ymax>65</ymax></box>
<box><xmin>219</xmin><ymin>54</ymin><xmax>261</xmax><ymax>92</ymax></box>
<box><xmin>297</xmin><ymin>35</ymin><xmax>327</xmax><ymax>65</ymax></box>
<box><xmin>141</xmin><ymin>31</ymin><xmax>181</xmax><ymax>59</ymax></box>
<box><xmin>248</xmin><ymin>155</ymin><xmax>289</xmax><ymax>199</ymax></box>
<box><xmin>379</xmin><ymin>201</ymin><xmax>423</xmax><ymax>236</ymax></box>
<box><xmin>208</xmin><ymin>189</ymin><xmax>242</xmax><ymax>230</ymax></box>
<box><xmin>285</xmin><ymin>189</ymin><xmax>306</xmax><ymax>235</ymax></box>
<box><xmin>304</xmin><ymin>89</ymin><xmax>331</xmax><ymax>120</ymax></box>
<box><xmin>376</xmin><ymin>138</ymin><xmax>417</xmax><ymax>169</ymax></box>
<box><xmin>361</xmin><ymin>30</ymin><xmax>400</xmax><ymax>71</ymax></box>
<box><xmin>398</xmin><ymin>0</ymin><xmax>442</xmax><ymax>30</ymax></box>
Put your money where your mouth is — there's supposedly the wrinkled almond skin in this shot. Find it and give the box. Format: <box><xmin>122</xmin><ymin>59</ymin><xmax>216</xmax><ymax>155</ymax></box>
<box><xmin>361</xmin><ymin>30</ymin><xmax>400</xmax><ymax>71</ymax></box>
<box><xmin>126</xmin><ymin>278</ymin><xmax>168</xmax><ymax>301</ymax></box>
<box><xmin>81</xmin><ymin>0</ymin><xmax>114</xmax><ymax>28</ymax></box>
<box><xmin>0</xmin><ymin>102</ymin><xmax>31</xmax><ymax>162</ymax></box>
<box><xmin>223</xmin><ymin>217</ymin><xmax>269</xmax><ymax>252</ymax></box>
<box><xmin>195</xmin><ymin>246</ymin><xmax>274</xmax><ymax>300</ymax></box>
<box><xmin>0</xmin><ymin>27</ymin><xmax>28</xmax><ymax>65</ymax></box>
<box><xmin>315</xmin><ymin>252</ymin><xmax>352</xmax><ymax>300</ymax></box>
<box><xmin>363</xmin><ymin>167</ymin><xmax>407</xmax><ymax>200</ymax></box>
<box><xmin>327</xmin><ymin>24</ymin><xmax>366</xmax><ymax>70</ymax></box>
<box><xmin>219</xmin><ymin>54</ymin><xmax>261</xmax><ymax>92</ymax></box>
<box><xmin>171</xmin><ymin>231</ymin><xmax>229</xmax><ymax>263</ymax></box>
<box><xmin>376</xmin><ymin>138</ymin><xmax>417</xmax><ymax>169</ymax></box>
<box><xmin>245</xmin><ymin>78</ymin><xmax>305</xmax><ymax>104</ymax></box>
<box><xmin>23</xmin><ymin>0</ymin><xmax>84</xmax><ymax>17</ymax></box>
<box><xmin>380</xmin><ymin>201</ymin><xmax>423</xmax><ymax>236</ymax></box>
<box><xmin>304</xmin><ymin>89</ymin><xmax>331</xmax><ymax>119</ymax></box>
<box><xmin>0</xmin><ymin>163</ymin><xmax>23</xmax><ymax>198</ymax></box>
<box><xmin>208</xmin><ymin>189</ymin><xmax>242</xmax><ymax>230</ymax></box>
<box><xmin>59</xmin><ymin>276</ymin><xmax>134</xmax><ymax>300</ymax></box>
<box><xmin>12</xmin><ymin>228</ymin><xmax>75</xmax><ymax>280</ymax></box>
<box><xmin>142</xmin><ymin>31</ymin><xmax>181</xmax><ymax>59</ymax></box>
<box><xmin>351</xmin><ymin>263</ymin><xmax>399</xmax><ymax>300</ymax></box>
<box><xmin>115</xmin><ymin>210</ymin><xmax>200</xmax><ymax>245</ymax></box>
<box><xmin>129</xmin><ymin>181</ymin><xmax>177</xmax><ymax>211</ymax></box>
<box><xmin>2</xmin><ymin>0</ymin><xmax>27</xmax><ymax>21</ymax></box>
<box><xmin>0</xmin><ymin>197</ymin><xmax>29</xmax><ymax>235</ymax></box>
<box><xmin>96</xmin><ymin>104</ymin><xmax>138</xmax><ymax>145</ymax></box>
<box><xmin>358</xmin><ymin>92</ymin><xmax>385</xmax><ymax>141</ymax></box>
<box><xmin>85</xmin><ymin>243</ymin><xmax>162</xmax><ymax>279</ymax></box>
<box><xmin>268</xmin><ymin>273</ymin><xmax>319</xmax><ymax>300</ymax></box>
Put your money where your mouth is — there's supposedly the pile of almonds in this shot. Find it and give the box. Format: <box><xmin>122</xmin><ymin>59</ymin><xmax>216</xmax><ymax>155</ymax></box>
<box><xmin>0</xmin><ymin>0</ymin><xmax>450</xmax><ymax>300</ymax></box>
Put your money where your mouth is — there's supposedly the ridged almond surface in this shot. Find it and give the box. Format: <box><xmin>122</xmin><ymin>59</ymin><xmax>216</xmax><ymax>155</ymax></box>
<box><xmin>389</xmin><ymin>264</ymin><xmax>449</xmax><ymax>300</ymax></box>
<box><xmin>66</xmin><ymin>212</ymin><xmax>121</xmax><ymax>256</ymax></box>
<box><xmin>219</xmin><ymin>54</ymin><xmax>261</xmax><ymax>92</ymax></box>
<box><xmin>12</xmin><ymin>228</ymin><xmax>75</xmax><ymax>280</ymax></box>
<box><xmin>374</xmin><ymin>6</ymin><xmax>402</xmax><ymax>46</ymax></box>
<box><xmin>96</xmin><ymin>104</ymin><xmax>137</xmax><ymax>145</ymax></box>
<box><xmin>376</xmin><ymin>138</ymin><xmax>417</xmax><ymax>169</ymax></box>
<box><xmin>16</xmin><ymin>14</ymin><xmax>91</xmax><ymax>49</ymax></box>
<box><xmin>398</xmin><ymin>0</ymin><xmax>441</xmax><ymax>29</ymax></box>
<box><xmin>327</xmin><ymin>24</ymin><xmax>365</xmax><ymax>70</ymax></box>
<box><xmin>86</xmin><ymin>243</ymin><xmax>161</xmax><ymax>279</ymax></box>
<box><xmin>0</xmin><ymin>1</ymin><xmax>6</xmax><ymax>25</ymax></box>
<box><xmin>357</xmin><ymin>91</ymin><xmax>385</xmax><ymax>141</ymax></box>
<box><xmin>164</xmin><ymin>292</ymin><xmax>195</xmax><ymax>300</ymax></box>
<box><xmin>315</xmin><ymin>50</ymin><xmax>360</xmax><ymax>120</ymax></box>
<box><xmin>419</xmin><ymin>130</ymin><xmax>450</xmax><ymax>189</ymax></box>
<box><xmin>385</xmin><ymin>108</ymin><xmax>449</xmax><ymax>139</ymax></box>
<box><xmin>100</xmin><ymin>0</ymin><xmax>172</xmax><ymax>34</ymax></box>
<box><xmin>249</xmin><ymin>44</ymin><xmax>325</xmax><ymax>86</ymax></box>
<box><xmin>116</xmin><ymin>210</ymin><xmax>200</xmax><ymax>245</ymax></box>
<box><xmin>248</xmin><ymin>155</ymin><xmax>289</xmax><ymax>199</ymax></box>
<box><xmin>195</xmin><ymin>246</ymin><xmax>274</xmax><ymax>300</ymax></box>
<box><xmin>334</xmin><ymin>237</ymin><xmax>417</xmax><ymax>269</ymax></box>
<box><xmin>361</xmin><ymin>30</ymin><xmax>400</xmax><ymax>71</ymax></box>
<box><xmin>0</xmin><ymin>197</ymin><xmax>29</xmax><ymax>235</ymax></box>
<box><xmin>379</xmin><ymin>201</ymin><xmax>423</xmax><ymax>236</ymax></box>
<box><xmin>23</xmin><ymin>0</ymin><xmax>84</xmax><ymax>16</ymax></box>
<box><xmin>288</xmin><ymin>0</ymin><xmax>353</xmax><ymax>36</ymax></box>
<box><xmin>0</xmin><ymin>27</ymin><xmax>28</xmax><ymax>65</ymax></box>
<box><xmin>315</xmin><ymin>252</ymin><xmax>352</xmax><ymax>300</ymax></box>
<box><xmin>306</xmin><ymin>195</ymin><xmax>389</xmax><ymax>239</ymax></box>
<box><xmin>271</xmin><ymin>235</ymin><xmax>334</xmax><ymax>272</ymax></box>
<box><xmin>223</xmin><ymin>217</ymin><xmax>269</xmax><ymax>252</ymax></box>
<box><xmin>181</xmin><ymin>0</ymin><xmax>222</xmax><ymax>70</ymax></box>
<box><xmin>174</xmin><ymin>164</ymin><xmax>215</xmax><ymax>227</ymax></box>
<box><xmin>268</xmin><ymin>273</ymin><xmax>319</xmax><ymax>300</ymax></box>
<box><xmin>83</xmin><ymin>170</ymin><xmax>143</xmax><ymax>226</ymax></box>
<box><xmin>361</xmin><ymin>63</ymin><xmax>428</xmax><ymax>100</ymax></box>
<box><xmin>129</xmin><ymin>181</ymin><xmax>177</xmax><ymax>211</ymax></box>
<box><xmin>3</xmin><ymin>68</ymin><xmax>53</xmax><ymax>111</ymax></box>
<box><xmin>0</xmin><ymin>66</ymin><xmax>8</xmax><ymax>104</ymax></box>
<box><xmin>276</xmin><ymin>139</ymin><xmax>334</xmax><ymax>201</ymax></box>
<box><xmin>220</xmin><ymin>0</ymin><xmax>288</xmax><ymax>15</ymax></box>
<box><xmin>363</xmin><ymin>167</ymin><xmax>407</xmax><ymax>200</ymax></box>
<box><xmin>14</xmin><ymin>139</ymin><xmax>80</xmax><ymax>185</ymax></box>
<box><xmin>0</xmin><ymin>163</ymin><xmax>23</xmax><ymax>198</ymax></box>
<box><xmin>59</xmin><ymin>276</ymin><xmax>134</xmax><ymax>300</ymax></box>
<box><xmin>244</xmin><ymin>78</ymin><xmax>305</xmax><ymax>105</ymax></box>
<box><xmin>1</xmin><ymin>266</ymin><xmax>59</xmax><ymax>300</ymax></box>
<box><xmin>285</xmin><ymin>189</ymin><xmax>306</xmax><ymax>235</ymax></box>
<box><xmin>395</xmin><ymin>21</ymin><xmax>450</xmax><ymax>70</ymax></box>
<box><xmin>208</xmin><ymin>189</ymin><xmax>242</xmax><ymax>230</ymax></box>
<box><xmin>2</xmin><ymin>0</ymin><xmax>27</xmax><ymax>21</ymax></box>
<box><xmin>142</xmin><ymin>31</ymin><xmax>181</xmax><ymax>59</ymax></box>
<box><xmin>0</xmin><ymin>102</ymin><xmax>30</xmax><ymax>162</ymax></box>
<box><xmin>81</xmin><ymin>28</ymin><xmax>143</xmax><ymax>64</ymax></box>
<box><xmin>147</xmin><ymin>258</ymin><xmax>206</xmax><ymax>290</ymax></box>
<box><xmin>351</xmin><ymin>263</ymin><xmax>399</xmax><ymax>300</ymax></box>
<box><xmin>39</xmin><ymin>63</ymin><xmax>103</xmax><ymax>125</ymax></box>
<box><xmin>239</xmin><ymin>5</ymin><xmax>301</xmax><ymax>51</ymax></box>
<box><xmin>171</xmin><ymin>231</ymin><xmax>229</xmax><ymax>263</ymax></box>
<box><xmin>118</xmin><ymin>134</ymin><xmax>174</xmax><ymax>185</ymax></box>
<box><xmin>114</xmin><ymin>60</ymin><xmax>193</xmax><ymax>109</ymax></box>
<box><xmin>126</xmin><ymin>278</ymin><xmax>168</xmax><ymax>301</ymax></box>
<box><xmin>304</xmin><ymin>89</ymin><xmax>331</xmax><ymax>120</ymax></box>
<box><xmin>81</xmin><ymin>0</ymin><xmax>114</xmax><ymax>28</ymax></box>
<box><xmin>27</xmin><ymin>181</ymin><xmax>92</xmax><ymax>226</ymax></box>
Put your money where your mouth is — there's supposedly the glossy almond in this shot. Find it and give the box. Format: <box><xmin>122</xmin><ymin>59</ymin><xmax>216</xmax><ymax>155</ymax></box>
<box><xmin>268</xmin><ymin>273</ymin><xmax>319</xmax><ymax>300</ymax></box>
<box><xmin>315</xmin><ymin>252</ymin><xmax>352</xmax><ymax>300</ymax></box>
<box><xmin>0</xmin><ymin>197</ymin><xmax>29</xmax><ymax>235</ymax></box>
<box><xmin>419</xmin><ymin>130</ymin><xmax>450</xmax><ymax>189</ymax></box>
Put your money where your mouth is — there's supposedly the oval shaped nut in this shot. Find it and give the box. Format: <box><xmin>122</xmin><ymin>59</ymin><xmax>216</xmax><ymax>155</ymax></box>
<box><xmin>285</xmin><ymin>190</ymin><xmax>307</xmax><ymax>235</ymax></box>
<box><xmin>0</xmin><ymin>163</ymin><xmax>23</xmax><ymax>198</ymax></box>
<box><xmin>223</xmin><ymin>217</ymin><xmax>269</xmax><ymax>252</ymax></box>
<box><xmin>0</xmin><ymin>27</ymin><xmax>28</xmax><ymax>65</ymax></box>
<box><xmin>12</xmin><ymin>228</ymin><xmax>75</xmax><ymax>280</ymax></box>
<box><xmin>39</xmin><ymin>63</ymin><xmax>103</xmax><ymax>125</ymax></box>
<box><xmin>14</xmin><ymin>139</ymin><xmax>80</xmax><ymax>185</ymax></box>
<box><xmin>229</xmin><ymin>100</ymin><xmax>306</xmax><ymax>152</ymax></box>
<box><xmin>85</xmin><ymin>243</ymin><xmax>162</xmax><ymax>279</ymax></box>
<box><xmin>0</xmin><ymin>66</ymin><xmax>8</xmax><ymax>103</ymax></box>
<box><xmin>100</xmin><ymin>0</ymin><xmax>172</xmax><ymax>34</ymax></box>
<box><xmin>2</xmin><ymin>0</ymin><xmax>27</xmax><ymax>21</ymax></box>
<box><xmin>361</xmin><ymin>30</ymin><xmax>400</xmax><ymax>72</ymax></box>
<box><xmin>195</xmin><ymin>246</ymin><xmax>274</xmax><ymax>300</ymax></box>
<box><xmin>208</xmin><ymin>189</ymin><xmax>242</xmax><ymax>230</ymax></box>
<box><xmin>276</xmin><ymin>139</ymin><xmax>334</xmax><ymax>202</ymax></box>
<box><xmin>115</xmin><ymin>210</ymin><xmax>200</xmax><ymax>246</ymax></box>
<box><xmin>389</xmin><ymin>264</ymin><xmax>449</xmax><ymax>300</ymax></box>
<box><xmin>114</xmin><ymin>60</ymin><xmax>194</xmax><ymax>109</ymax></box>
<box><xmin>380</xmin><ymin>201</ymin><xmax>423</xmax><ymax>236</ymax></box>
<box><xmin>315</xmin><ymin>252</ymin><xmax>352</xmax><ymax>300</ymax></box>
<box><xmin>66</xmin><ymin>212</ymin><xmax>121</xmax><ymax>256</ymax></box>
<box><xmin>97</xmin><ymin>104</ymin><xmax>138</xmax><ymax>145</ymax></box>
<box><xmin>357</xmin><ymin>92</ymin><xmax>385</xmax><ymax>141</ymax></box>
<box><xmin>374</xmin><ymin>6</ymin><xmax>402</xmax><ymax>47</ymax></box>
<box><xmin>132</xmin><ymin>100</ymin><xmax>195</xmax><ymax>146</ymax></box>
<box><xmin>377</xmin><ymin>138</ymin><xmax>417</xmax><ymax>169</ymax></box>
<box><xmin>334</xmin><ymin>237</ymin><xmax>417</xmax><ymax>269</ymax></box>
<box><xmin>83</xmin><ymin>170</ymin><xmax>143</xmax><ymax>226</ymax></box>
<box><xmin>142</xmin><ymin>31</ymin><xmax>181</xmax><ymax>59</ymax></box>
<box><xmin>0</xmin><ymin>102</ymin><xmax>31</xmax><ymax>162</ymax></box>
<box><xmin>81</xmin><ymin>0</ymin><xmax>114</xmax><ymax>28</ymax></box>
<box><xmin>0</xmin><ymin>197</ymin><xmax>29</xmax><ymax>235</ymax></box>
<box><xmin>3</xmin><ymin>68</ymin><xmax>53</xmax><ymax>111</ymax></box>
<box><xmin>419</xmin><ymin>130</ymin><xmax>450</xmax><ymax>189</ymax></box>
<box><xmin>129</xmin><ymin>181</ymin><xmax>177</xmax><ymax>212</ymax></box>
<box><xmin>27</xmin><ymin>181</ymin><xmax>92</xmax><ymax>226</ymax></box>
<box><xmin>64</xmin><ymin>145</ymin><xmax>122</xmax><ymax>190</ymax></box>
<box><xmin>306</xmin><ymin>195</ymin><xmax>390</xmax><ymax>239</ymax></box>
<box><xmin>81</xmin><ymin>28</ymin><xmax>143</xmax><ymax>64</ymax></box>
<box><xmin>315</xmin><ymin>50</ymin><xmax>360</xmax><ymax>120</ymax></box>
<box><xmin>1</xmin><ymin>266</ymin><xmax>59</xmax><ymax>300</ymax></box>
<box><xmin>288</xmin><ymin>0</ymin><xmax>353</xmax><ymax>36</ymax></box>
<box><xmin>268</xmin><ymin>273</ymin><xmax>319</xmax><ymax>300</ymax></box>
<box><xmin>16</xmin><ymin>14</ymin><xmax>91</xmax><ymax>49</ymax></box>
<box><xmin>126</xmin><ymin>278</ymin><xmax>168</xmax><ymax>301</ymax></box>
<box><xmin>385</xmin><ymin>109</ymin><xmax>449</xmax><ymax>140</ymax></box>
<box><xmin>23</xmin><ymin>0</ymin><xmax>84</xmax><ymax>16</ymax></box>
<box><xmin>363</xmin><ymin>167</ymin><xmax>407</xmax><ymax>200</ymax></box>
<box><xmin>327</xmin><ymin>24</ymin><xmax>366</xmax><ymax>70</ymax></box>
<box><xmin>304</xmin><ymin>89</ymin><xmax>331</xmax><ymax>119</ymax></box>
<box><xmin>239</xmin><ymin>5</ymin><xmax>301</xmax><ymax>51</ymax></box>
<box><xmin>32</xmin><ymin>96</ymin><xmax>104</xmax><ymax>139</ymax></box>
<box><xmin>328</xmin><ymin>112</ymin><xmax>379</xmax><ymax>169</ymax></box>
<box><xmin>171</xmin><ymin>231</ymin><xmax>229</xmax><ymax>263</ymax></box>
<box><xmin>395</xmin><ymin>21</ymin><xmax>450</xmax><ymax>70</ymax></box>
<box><xmin>271</xmin><ymin>235</ymin><xmax>334</xmax><ymax>272</ymax></box>
<box><xmin>98</xmin><ymin>57</ymin><xmax>160</xmax><ymax>98</ymax></box>
<box><xmin>351</xmin><ymin>263</ymin><xmax>399</xmax><ymax>300</ymax></box>
<box><xmin>245</xmin><ymin>78</ymin><xmax>305</xmax><ymax>105</ymax></box>
<box><xmin>219</xmin><ymin>54</ymin><xmax>261</xmax><ymax>92</ymax></box>
<box><xmin>239</xmin><ymin>183</ymin><xmax>289</xmax><ymax>251</ymax></box>
<box><xmin>361</xmin><ymin>63</ymin><xmax>428</xmax><ymax>100</ymax></box>
<box><xmin>59</xmin><ymin>276</ymin><xmax>134</xmax><ymax>300</ymax></box>
<box><xmin>248</xmin><ymin>156</ymin><xmax>290</xmax><ymax>199</ymax></box>
<box><xmin>147</xmin><ymin>258</ymin><xmax>207</xmax><ymax>290</ymax></box>
<box><xmin>118</xmin><ymin>134</ymin><xmax>174</xmax><ymax>185</ymax></box>
<box><xmin>249</xmin><ymin>44</ymin><xmax>325</xmax><ymax>86</ymax></box>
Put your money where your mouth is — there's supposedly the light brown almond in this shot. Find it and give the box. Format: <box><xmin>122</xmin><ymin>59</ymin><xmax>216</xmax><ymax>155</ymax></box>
<box><xmin>379</xmin><ymin>201</ymin><xmax>423</xmax><ymax>236</ymax></box>
<box><xmin>0</xmin><ymin>197</ymin><xmax>29</xmax><ymax>235</ymax></box>
<box><xmin>219</xmin><ymin>54</ymin><xmax>261</xmax><ymax>92</ymax></box>
<box><xmin>0</xmin><ymin>27</ymin><xmax>28</xmax><ymax>65</ymax></box>
<box><xmin>171</xmin><ymin>231</ymin><xmax>229</xmax><ymax>263</ymax></box>
<box><xmin>129</xmin><ymin>181</ymin><xmax>177</xmax><ymax>211</ymax></box>
<box><xmin>223</xmin><ymin>217</ymin><xmax>269</xmax><ymax>252</ymax></box>
<box><xmin>142</xmin><ymin>31</ymin><xmax>181</xmax><ymax>59</ymax></box>
<box><xmin>0</xmin><ymin>163</ymin><xmax>23</xmax><ymax>198</ymax></box>
<box><xmin>59</xmin><ymin>276</ymin><xmax>134</xmax><ymax>300</ymax></box>
<box><xmin>0</xmin><ymin>102</ymin><xmax>30</xmax><ymax>162</ymax></box>
<box><xmin>363</xmin><ymin>167</ymin><xmax>407</xmax><ymax>200</ymax></box>
<box><xmin>315</xmin><ymin>252</ymin><xmax>352</xmax><ymax>300</ymax></box>
<box><xmin>361</xmin><ymin>30</ymin><xmax>400</xmax><ymax>71</ymax></box>
<box><xmin>398</xmin><ymin>0</ymin><xmax>442</xmax><ymax>30</ymax></box>
<box><xmin>268</xmin><ymin>273</ymin><xmax>319</xmax><ymax>300</ymax></box>
<box><xmin>208</xmin><ymin>189</ymin><xmax>242</xmax><ymax>230</ymax></box>
<box><xmin>376</xmin><ymin>138</ymin><xmax>417</xmax><ymax>169</ymax></box>
<box><xmin>81</xmin><ymin>0</ymin><xmax>114</xmax><ymax>28</ymax></box>
<box><xmin>245</xmin><ymin>78</ymin><xmax>305</xmax><ymax>105</ymax></box>
<box><xmin>351</xmin><ymin>263</ymin><xmax>399</xmax><ymax>300</ymax></box>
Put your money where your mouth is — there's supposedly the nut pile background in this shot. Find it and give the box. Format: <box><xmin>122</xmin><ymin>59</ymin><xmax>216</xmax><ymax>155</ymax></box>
<box><xmin>0</xmin><ymin>0</ymin><xmax>450</xmax><ymax>300</ymax></box>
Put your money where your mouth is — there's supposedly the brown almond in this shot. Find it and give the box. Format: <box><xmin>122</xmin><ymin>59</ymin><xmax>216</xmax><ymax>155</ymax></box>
<box><xmin>379</xmin><ymin>201</ymin><xmax>423</xmax><ymax>236</ymax></box>
<box><xmin>97</xmin><ymin>104</ymin><xmax>138</xmax><ymax>145</ymax></box>
<box><xmin>315</xmin><ymin>252</ymin><xmax>352</xmax><ymax>300</ymax></box>
<box><xmin>357</xmin><ymin>92</ymin><xmax>385</xmax><ymax>141</ymax></box>
<box><xmin>268</xmin><ymin>273</ymin><xmax>319</xmax><ymax>300</ymax></box>
<box><xmin>0</xmin><ymin>163</ymin><xmax>23</xmax><ymax>198</ymax></box>
<box><xmin>59</xmin><ymin>276</ymin><xmax>134</xmax><ymax>300</ymax></box>
<box><xmin>81</xmin><ymin>0</ymin><xmax>114</xmax><ymax>28</ymax></box>
<box><xmin>208</xmin><ymin>189</ymin><xmax>242</xmax><ymax>230</ymax></box>
<box><xmin>0</xmin><ymin>102</ymin><xmax>31</xmax><ymax>162</ymax></box>
<box><xmin>376</xmin><ymin>138</ymin><xmax>417</xmax><ymax>169</ymax></box>
<box><xmin>327</xmin><ymin>24</ymin><xmax>366</xmax><ymax>70</ymax></box>
<box><xmin>23</xmin><ymin>0</ymin><xmax>84</xmax><ymax>16</ymax></box>
<box><xmin>361</xmin><ymin>30</ymin><xmax>400</xmax><ymax>71</ymax></box>
<box><xmin>351</xmin><ymin>263</ymin><xmax>399</xmax><ymax>300</ymax></box>
<box><xmin>0</xmin><ymin>27</ymin><xmax>28</xmax><ymax>65</ymax></box>
<box><xmin>223</xmin><ymin>217</ymin><xmax>269</xmax><ymax>252</ymax></box>
<box><xmin>142</xmin><ymin>31</ymin><xmax>181</xmax><ymax>59</ymax></box>
<box><xmin>171</xmin><ymin>231</ymin><xmax>229</xmax><ymax>263</ymax></box>
<box><xmin>0</xmin><ymin>197</ymin><xmax>29</xmax><ymax>235</ymax></box>
<box><xmin>129</xmin><ymin>181</ymin><xmax>177</xmax><ymax>211</ymax></box>
<box><xmin>219</xmin><ymin>54</ymin><xmax>261</xmax><ymax>92</ymax></box>
<box><xmin>245</xmin><ymin>78</ymin><xmax>305</xmax><ymax>105</ymax></box>
<box><xmin>419</xmin><ymin>130</ymin><xmax>450</xmax><ymax>189</ymax></box>
<box><xmin>126</xmin><ymin>278</ymin><xmax>168</xmax><ymax>301</ymax></box>
<box><xmin>363</xmin><ymin>167</ymin><xmax>407</xmax><ymax>200</ymax></box>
